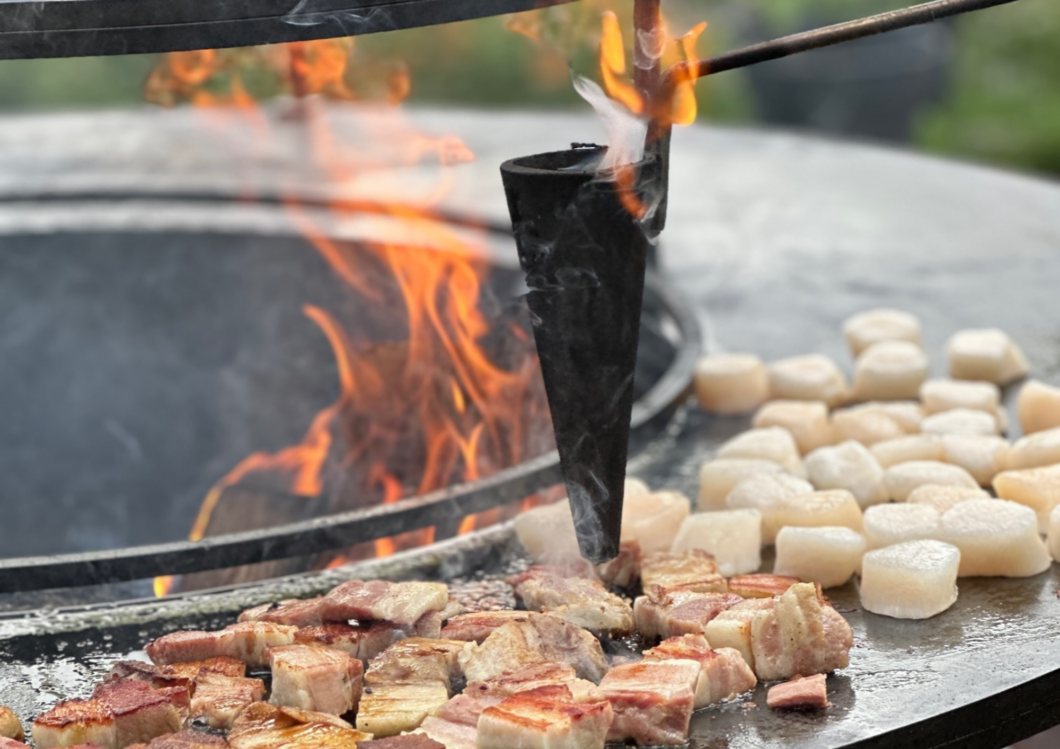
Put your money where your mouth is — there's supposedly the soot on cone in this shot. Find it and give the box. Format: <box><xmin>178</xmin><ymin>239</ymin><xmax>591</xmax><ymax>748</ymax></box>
<box><xmin>499</xmin><ymin>146</ymin><xmax>658</xmax><ymax>563</ymax></box>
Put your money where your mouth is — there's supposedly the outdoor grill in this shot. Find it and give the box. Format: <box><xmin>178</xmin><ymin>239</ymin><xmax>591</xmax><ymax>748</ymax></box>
<box><xmin>1</xmin><ymin>0</ymin><xmax>1059</xmax><ymax>747</ymax></box>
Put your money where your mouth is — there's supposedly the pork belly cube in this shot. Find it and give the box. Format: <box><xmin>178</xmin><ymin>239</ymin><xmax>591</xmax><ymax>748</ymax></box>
<box><xmin>514</xmin><ymin>500</ymin><xmax>581</xmax><ymax>564</ymax></box>
<box><xmin>843</xmin><ymin>308</ymin><xmax>921</xmax><ymax>357</ymax></box>
<box><xmin>1049</xmin><ymin>506</ymin><xmax>1060</xmax><ymax>562</ymax></box>
<box><xmin>852</xmin><ymin>341</ymin><xmax>928</xmax><ymax>401</ymax></box>
<box><xmin>717</xmin><ymin>427</ymin><xmax>806</xmax><ymax>478</ymax></box>
<box><xmin>507</xmin><ymin>568</ymin><xmax>634</xmax><ymax>635</ymax></box>
<box><xmin>294</xmin><ymin>622</ymin><xmax>403</xmax><ymax>662</ymax></box>
<box><xmin>595</xmin><ymin>661</ymin><xmax>699</xmax><ymax>746</ymax></box>
<box><xmin>947</xmin><ymin>328</ymin><xmax>1028</xmax><ymax>385</ymax></box>
<box><xmin>644</xmin><ymin>635</ymin><xmax>756</xmax><ymax>707</ymax></box>
<box><xmin>907</xmin><ymin>484</ymin><xmax>988</xmax><ymax>515</ymax></box>
<box><xmin>145</xmin><ymin>623</ymin><xmax>295</xmax><ymax>667</ymax></box>
<box><xmin>0</xmin><ymin>707</ymin><xmax>23</xmax><ymax>742</ymax></box>
<box><xmin>993</xmin><ymin>463</ymin><xmax>1060</xmax><ymax>532</ymax></box>
<box><xmin>774</xmin><ymin>526</ymin><xmax>867</xmax><ymax>589</ymax></box>
<box><xmin>804</xmin><ymin>441</ymin><xmax>887</xmax><ymax>508</ymax></box>
<box><xmin>596</xmin><ymin>539</ymin><xmax>641</xmax><ymax>588</ymax></box>
<box><xmin>223</xmin><ymin>622</ymin><xmax>298</xmax><ymax>666</ymax></box>
<box><xmin>771</xmin><ymin>489</ymin><xmax>865</xmax><ymax>534</ymax></box>
<box><xmin>698</xmin><ymin>458</ymin><xmax>786</xmax><ymax>511</ymax></box>
<box><xmin>107</xmin><ymin>657</ymin><xmax>245</xmax><ymax>690</ymax></box>
<box><xmin>479</xmin><ymin>662</ymin><xmax>597</xmax><ymax>703</ymax></box>
<box><xmin>188</xmin><ymin>673</ymin><xmax>265</xmax><ymax>730</ymax></box>
<box><xmin>725</xmin><ymin>473</ymin><xmax>814</xmax><ymax>544</ymax></box>
<box><xmin>415</xmin><ymin>718</ymin><xmax>476</xmax><ymax>749</ymax></box>
<box><xmin>366</xmin><ymin>638</ymin><xmax>464</xmax><ymax>689</ymax></box>
<box><xmin>478</xmin><ymin>685</ymin><xmax>612</xmax><ymax>749</ymax></box>
<box><xmin>870</xmin><ymin>434</ymin><xmax>945</xmax><ymax>469</ymax></box>
<box><xmin>90</xmin><ymin>681</ymin><xmax>185</xmax><ymax>749</ymax></box>
<box><xmin>269</xmin><ymin>644</ymin><xmax>363</xmax><ymax>715</ymax></box>
<box><xmin>921</xmin><ymin>408</ymin><xmax>1000</xmax><ymax>437</ymax></box>
<box><xmin>1018</xmin><ymin>380</ymin><xmax>1060</xmax><ymax>435</ymax></box>
<box><xmin>728</xmin><ymin>574</ymin><xmax>800</xmax><ymax>599</ymax></box>
<box><xmin>860</xmin><ymin>540</ymin><xmax>960</xmax><ymax>619</ymax></box>
<box><xmin>750</xmin><ymin>582</ymin><xmax>852</xmax><ymax>681</ymax></box>
<box><xmin>621</xmin><ymin>490</ymin><xmax>691</xmax><ymax>554</ymax></box>
<box><xmin>238</xmin><ymin>597</ymin><xmax>325</xmax><ymax>628</ymax></box>
<box><xmin>830</xmin><ymin>408</ymin><xmax>904</xmax><ymax>447</ymax></box>
<box><xmin>753</xmin><ymin>400</ymin><xmax>831</xmax><ymax>455</ymax></box>
<box><xmin>767</xmin><ymin>354</ymin><xmax>848</xmax><ymax>408</ymax></box>
<box><xmin>863</xmin><ymin>503</ymin><xmax>940</xmax><ymax>549</ymax></box>
<box><xmin>703</xmin><ymin>599</ymin><xmax>774</xmax><ymax>672</ymax></box>
<box><xmin>138</xmin><ymin>729</ymin><xmax>228</xmax><ymax>749</ymax></box>
<box><xmin>940</xmin><ymin>499</ymin><xmax>1051</xmax><ymax>577</ymax></box>
<box><xmin>767</xmin><ymin>674</ymin><xmax>828</xmax><ymax>710</ymax></box>
<box><xmin>228</xmin><ymin>702</ymin><xmax>370</xmax><ymax>749</ymax></box>
<box><xmin>32</xmin><ymin>699</ymin><xmax>115</xmax><ymax>749</ymax></box>
<box><xmin>693</xmin><ymin>353</ymin><xmax>769</xmax><ymax>415</ymax></box>
<box><xmin>440</xmin><ymin>611</ymin><xmax>533</xmax><ymax>644</ymax></box>
<box><xmin>1008</xmin><ymin>426</ymin><xmax>1060</xmax><ymax>470</ymax></box>
<box><xmin>356</xmin><ymin>682</ymin><xmax>449</xmax><ymax>737</ymax></box>
<box><xmin>669</xmin><ymin>510</ymin><xmax>761</xmax><ymax>576</ymax></box>
<box><xmin>0</xmin><ymin>740</ymin><xmax>28</xmax><ymax>749</ymax></box>
<box><xmin>633</xmin><ymin>588</ymin><xmax>743</xmax><ymax>640</ymax></box>
<box><xmin>883</xmin><ymin>460</ymin><xmax>978</xmax><ymax>502</ymax></box>
<box><xmin>941</xmin><ymin>434</ymin><xmax>1009</xmax><ymax>486</ymax></box>
<box><xmin>321</xmin><ymin>580</ymin><xmax>449</xmax><ymax>628</ymax></box>
<box><xmin>638</xmin><ymin>549</ymin><xmax>724</xmax><ymax>594</ymax></box>
<box><xmin>359</xmin><ymin>736</ymin><xmax>444</xmax><ymax>749</ymax></box>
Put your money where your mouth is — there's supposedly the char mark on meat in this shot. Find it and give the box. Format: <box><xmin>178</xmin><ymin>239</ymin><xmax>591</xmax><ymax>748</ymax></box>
<box><xmin>320</xmin><ymin>580</ymin><xmax>449</xmax><ymax>628</ymax></box>
<box><xmin>507</xmin><ymin>568</ymin><xmax>633</xmax><ymax>636</ymax></box>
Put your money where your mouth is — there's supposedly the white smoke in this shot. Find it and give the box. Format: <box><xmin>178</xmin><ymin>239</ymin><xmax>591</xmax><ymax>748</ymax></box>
<box><xmin>571</xmin><ymin>74</ymin><xmax>648</xmax><ymax>173</ymax></box>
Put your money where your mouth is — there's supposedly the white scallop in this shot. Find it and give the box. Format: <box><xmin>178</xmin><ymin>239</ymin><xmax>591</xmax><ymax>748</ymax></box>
<box><xmin>947</xmin><ymin>328</ymin><xmax>1028</xmax><ymax>385</ymax></box>
<box><xmin>870</xmin><ymin>434</ymin><xmax>946</xmax><ymax>469</ymax></box>
<box><xmin>830</xmin><ymin>408</ymin><xmax>905</xmax><ymax>447</ymax></box>
<box><xmin>622</xmin><ymin>490</ymin><xmax>692</xmax><ymax>553</ymax></box>
<box><xmin>774</xmin><ymin>526</ymin><xmax>867</xmax><ymax>589</ymax></box>
<box><xmin>940</xmin><ymin>499</ymin><xmax>1051</xmax><ymax>578</ymax></box>
<box><xmin>921</xmin><ymin>408</ymin><xmax>1000</xmax><ymax>437</ymax></box>
<box><xmin>1017</xmin><ymin>380</ymin><xmax>1060</xmax><ymax>436</ymax></box>
<box><xmin>694</xmin><ymin>353</ymin><xmax>770</xmax><ymax>415</ymax></box>
<box><xmin>906</xmin><ymin>484</ymin><xmax>989</xmax><ymax>516</ymax></box>
<box><xmin>717</xmin><ymin>427</ymin><xmax>806</xmax><ymax>478</ymax></box>
<box><xmin>883</xmin><ymin>460</ymin><xmax>979</xmax><ymax>502</ymax></box>
<box><xmin>992</xmin><ymin>463</ymin><xmax>1060</xmax><ymax>533</ymax></box>
<box><xmin>862</xmin><ymin>503</ymin><xmax>941</xmax><ymax>549</ymax></box>
<box><xmin>724</xmin><ymin>473</ymin><xmax>814</xmax><ymax>544</ymax></box>
<box><xmin>697</xmin><ymin>458</ymin><xmax>785</xmax><ymax>511</ymax></box>
<box><xmin>940</xmin><ymin>434</ymin><xmax>1009</xmax><ymax>487</ymax></box>
<box><xmin>804</xmin><ymin>441</ymin><xmax>888</xmax><ymax>508</ymax></box>
<box><xmin>766</xmin><ymin>354</ymin><xmax>849</xmax><ymax>407</ymax></box>
<box><xmin>852</xmin><ymin>340</ymin><xmax>929</xmax><ymax>402</ymax></box>
<box><xmin>1007</xmin><ymin>426</ymin><xmax>1060</xmax><ymax>470</ymax></box>
<box><xmin>752</xmin><ymin>400</ymin><xmax>832</xmax><ymax>455</ymax></box>
<box><xmin>860</xmin><ymin>540</ymin><xmax>961</xmax><ymax>619</ymax></box>
<box><xmin>670</xmin><ymin>510</ymin><xmax>762</xmax><ymax>576</ymax></box>
<box><xmin>842</xmin><ymin>308</ymin><xmax>922</xmax><ymax>358</ymax></box>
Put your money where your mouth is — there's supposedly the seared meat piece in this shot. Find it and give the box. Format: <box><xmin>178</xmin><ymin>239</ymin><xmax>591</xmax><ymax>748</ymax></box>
<box><xmin>414</xmin><ymin>717</ymin><xmax>477</xmax><ymax>749</ymax></box>
<box><xmin>228</xmin><ymin>703</ymin><xmax>370</xmax><ymax>749</ymax></box>
<box><xmin>187</xmin><ymin>673</ymin><xmax>265</xmax><ymax>730</ymax></box>
<box><xmin>355</xmin><ymin>682</ymin><xmax>450</xmax><ymax>738</ymax></box>
<box><xmin>359</xmin><ymin>736</ymin><xmax>444</xmax><ymax>749</ymax></box>
<box><xmin>138</xmin><ymin>730</ymin><xmax>228</xmax><ymax>749</ymax></box>
<box><xmin>644</xmin><ymin>635</ymin><xmax>757</xmax><ymax>707</ymax></box>
<box><xmin>32</xmin><ymin>698</ymin><xmax>115</xmax><ymax>749</ymax></box>
<box><xmin>506</xmin><ymin>568</ymin><xmax>633</xmax><ymax>635</ymax></box>
<box><xmin>480</xmin><ymin>662</ymin><xmax>596</xmax><ymax>702</ymax></box>
<box><xmin>238</xmin><ymin>598</ymin><xmax>326</xmax><ymax>628</ymax></box>
<box><xmin>478</xmin><ymin>685</ymin><xmax>613</xmax><ymax>749</ymax></box>
<box><xmin>268</xmin><ymin>644</ymin><xmax>363</xmax><ymax>715</ymax></box>
<box><xmin>440</xmin><ymin>611</ymin><xmax>532</xmax><ymax>643</ymax></box>
<box><xmin>596</xmin><ymin>540</ymin><xmax>641</xmax><ymax>588</ymax></box>
<box><xmin>294</xmin><ymin>622</ymin><xmax>402</xmax><ymax>662</ymax></box>
<box><xmin>750</xmin><ymin>582</ymin><xmax>853</xmax><ymax>681</ymax></box>
<box><xmin>703</xmin><ymin>599</ymin><xmax>775</xmax><ymax>672</ymax></box>
<box><xmin>640</xmin><ymin>550</ymin><xmax>727</xmax><ymax>594</ymax></box>
<box><xmin>411</xmin><ymin>597</ymin><xmax>464</xmax><ymax>639</ymax></box>
<box><xmin>594</xmin><ymin>660</ymin><xmax>700</xmax><ymax>746</ymax></box>
<box><xmin>458</xmin><ymin>613</ymin><xmax>609</xmax><ymax>683</ymax></box>
<box><xmin>431</xmin><ymin>689</ymin><xmax>505</xmax><ymax>726</ymax></box>
<box><xmin>0</xmin><ymin>741</ymin><xmax>28</xmax><ymax>749</ymax></box>
<box><xmin>145</xmin><ymin>622</ymin><xmax>296</xmax><ymax>667</ymax></box>
<box><xmin>91</xmin><ymin>682</ymin><xmax>186</xmax><ymax>749</ymax></box>
<box><xmin>0</xmin><ymin>707</ymin><xmax>23</xmax><ymax>741</ymax></box>
<box><xmin>320</xmin><ymin>580</ymin><xmax>449</xmax><ymax>627</ymax></box>
<box><xmin>633</xmin><ymin>588</ymin><xmax>743</xmax><ymax>639</ymax></box>
<box><xmin>728</xmin><ymin>574</ymin><xmax>800</xmax><ymax>599</ymax></box>
<box><xmin>107</xmin><ymin>657</ymin><xmax>245</xmax><ymax>690</ymax></box>
<box><xmin>366</xmin><ymin>638</ymin><xmax>465</xmax><ymax>691</ymax></box>
<box><xmin>767</xmin><ymin>674</ymin><xmax>829</xmax><ymax>710</ymax></box>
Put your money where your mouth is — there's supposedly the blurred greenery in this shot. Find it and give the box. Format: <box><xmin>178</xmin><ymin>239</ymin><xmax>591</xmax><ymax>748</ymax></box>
<box><xmin>0</xmin><ymin>0</ymin><xmax>1057</xmax><ymax>175</ymax></box>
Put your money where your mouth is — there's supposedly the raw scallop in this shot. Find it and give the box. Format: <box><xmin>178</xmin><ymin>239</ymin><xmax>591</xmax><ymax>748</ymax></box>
<box><xmin>940</xmin><ymin>499</ymin><xmax>1051</xmax><ymax>578</ymax></box>
<box><xmin>906</xmin><ymin>484</ymin><xmax>989</xmax><ymax>516</ymax></box>
<box><xmin>670</xmin><ymin>510</ymin><xmax>762</xmax><ymax>576</ymax></box>
<box><xmin>770</xmin><ymin>489</ymin><xmax>864</xmax><ymax>534</ymax></box>
<box><xmin>946</xmin><ymin>328</ymin><xmax>1028</xmax><ymax>385</ymax></box>
<box><xmin>1017</xmin><ymin>379</ymin><xmax>1060</xmax><ymax>435</ymax></box>
<box><xmin>773</xmin><ymin>526</ymin><xmax>866</xmax><ymax>589</ymax></box>
<box><xmin>622</xmin><ymin>491</ymin><xmax>691</xmax><ymax>554</ymax></box>
<box><xmin>766</xmin><ymin>354</ymin><xmax>849</xmax><ymax>407</ymax></box>
<box><xmin>999</xmin><ymin>464</ymin><xmax>1060</xmax><ymax>532</ymax></box>
<box><xmin>859</xmin><ymin>540</ymin><xmax>960</xmax><ymax>619</ymax></box>
<box><xmin>514</xmin><ymin>501</ymin><xmax>580</xmax><ymax>564</ymax></box>
<box><xmin>862</xmin><ymin>504</ymin><xmax>940</xmax><ymax>549</ymax></box>
<box><xmin>752</xmin><ymin>400</ymin><xmax>831</xmax><ymax>455</ymax></box>
<box><xmin>921</xmin><ymin>408</ymin><xmax>999</xmax><ymax>437</ymax></box>
<box><xmin>883</xmin><ymin>461</ymin><xmax>978</xmax><ymax>502</ymax></box>
<box><xmin>1007</xmin><ymin>426</ymin><xmax>1060</xmax><ymax>470</ymax></box>
<box><xmin>725</xmin><ymin>474</ymin><xmax>814</xmax><ymax>544</ymax></box>
<box><xmin>851</xmin><ymin>341</ymin><xmax>928</xmax><ymax>402</ymax></box>
<box><xmin>940</xmin><ymin>434</ymin><xmax>1009</xmax><ymax>487</ymax></box>
<box><xmin>717</xmin><ymin>427</ymin><xmax>806</xmax><ymax>478</ymax></box>
<box><xmin>804</xmin><ymin>441</ymin><xmax>888</xmax><ymax>507</ymax></box>
<box><xmin>830</xmin><ymin>408</ymin><xmax>904</xmax><ymax>447</ymax></box>
<box><xmin>697</xmin><ymin>459</ymin><xmax>784</xmax><ymax>511</ymax></box>
<box><xmin>842</xmin><ymin>308</ymin><xmax>922</xmax><ymax>358</ymax></box>
<box><xmin>694</xmin><ymin>353</ymin><xmax>770</xmax><ymax>415</ymax></box>
<box><xmin>870</xmin><ymin>435</ymin><xmax>945</xmax><ymax>469</ymax></box>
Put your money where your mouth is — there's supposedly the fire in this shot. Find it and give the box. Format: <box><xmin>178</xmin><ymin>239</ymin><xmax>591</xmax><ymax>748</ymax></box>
<box><xmin>149</xmin><ymin>37</ymin><xmax>553</xmax><ymax>596</ymax></box>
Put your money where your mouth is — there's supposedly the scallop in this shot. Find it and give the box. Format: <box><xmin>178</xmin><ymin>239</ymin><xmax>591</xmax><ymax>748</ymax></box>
<box><xmin>842</xmin><ymin>308</ymin><xmax>922</xmax><ymax>358</ymax></box>
<box><xmin>830</xmin><ymin>408</ymin><xmax>905</xmax><ymax>447</ymax></box>
<box><xmin>773</xmin><ymin>526</ymin><xmax>867</xmax><ymax>589</ymax></box>
<box><xmin>725</xmin><ymin>473</ymin><xmax>814</xmax><ymax>544</ymax></box>
<box><xmin>1049</xmin><ymin>505</ymin><xmax>1060</xmax><ymax>563</ymax></box>
<box><xmin>883</xmin><ymin>460</ymin><xmax>979</xmax><ymax>502</ymax></box>
<box><xmin>752</xmin><ymin>400</ymin><xmax>832</xmax><ymax>455</ymax></box>
<box><xmin>947</xmin><ymin>328</ymin><xmax>1028</xmax><ymax>385</ymax></box>
<box><xmin>625</xmin><ymin>477</ymin><xmax>651</xmax><ymax>498</ymax></box>
<box><xmin>862</xmin><ymin>503</ymin><xmax>940</xmax><ymax>549</ymax></box>
<box><xmin>870</xmin><ymin>434</ymin><xmax>945</xmax><ymax>469</ymax></box>
<box><xmin>852</xmin><ymin>340</ymin><xmax>929</xmax><ymax>401</ymax></box>
<box><xmin>1017</xmin><ymin>379</ymin><xmax>1060</xmax><ymax>435</ymax></box>
<box><xmin>694</xmin><ymin>353</ymin><xmax>770</xmax><ymax>415</ymax></box>
<box><xmin>514</xmin><ymin>500</ymin><xmax>580</xmax><ymax>563</ymax></box>
<box><xmin>921</xmin><ymin>408</ymin><xmax>1000</xmax><ymax>437</ymax></box>
<box><xmin>1007</xmin><ymin>426</ymin><xmax>1060</xmax><ymax>470</ymax></box>
<box><xmin>849</xmin><ymin>401</ymin><xmax>925</xmax><ymax>433</ymax></box>
<box><xmin>770</xmin><ymin>489</ymin><xmax>864</xmax><ymax>534</ymax></box>
<box><xmin>804</xmin><ymin>441</ymin><xmax>888</xmax><ymax>508</ymax></box>
<box><xmin>992</xmin><ymin>463</ymin><xmax>1060</xmax><ymax>533</ymax></box>
<box><xmin>766</xmin><ymin>354</ymin><xmax>849</xmax><ymax>407</ymax></box>
<box><xmin>920</xmin><ymin>378</ymin><xmax>1000</xmax><ymax>416</ymax></box>
<box><xmin>622</xmin><ymin>490</ymin><xmax>691</xmax><ymax>553</ymax></box>
<box><xmin>717</xmin><ymin>427</ymin><xmax>806</xmax><ymax>478</ymax></box>
<box><xmin>940</xmin><ymin>434</ymin><xmax>1009</xmax><ymax>486</ymax></box>
<box><xmin>698</xmin><ymin>458</ymin><xmax>785</xmax><ymax>511</ymax></box>
<box><xmin>906</xmin><ymin>484</ymin><xmax>989</xmax><ymax>515</ymax></box>
<box><xmin>670</xmin><ymin>509</ymin><xmax>762</xmax><ymax>576</ymax></box>
<box><xmin>859</xmin><ymin>540</ymin><xmax>961</xmax><ymax>619</ymax></box>
<box><xmin>940</xmin><ymin>499</ymin><xmax>1051</xmax><ymax>577</ymax></box>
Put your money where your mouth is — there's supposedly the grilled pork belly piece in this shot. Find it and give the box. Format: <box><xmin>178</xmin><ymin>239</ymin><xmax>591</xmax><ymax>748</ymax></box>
<box><xmin>145</xmin><ymin>622</ymin><xmax>296</xmax><ymax>667</ymax></box>
<box><xmin>750</xmin><ymin>582</ymin><xmax>853</xmax><ymax>681</ymax></box>
<box><xmin>644</xmin><ymin>635</ymin><xmax>756</xmax><ymax>707</ymax></box>
<box><xmin>411</xmin><ymin>597</ymin><xmax>464</xmax><ymax>639</ymax></box>
<box><xmin>507</xmin><ymin>567</ymin><xmax>634</xmax><ymax>635</ymax></box>
<box><xmin>480</xmin><ymin>661</ymin><xmax>597</xmax><ymax>703</ymax></box>
<box><xmin>238</xmin><ymin>598</ymin><xmax>326</xmax><ymax>628</ymax></box>
<box><xmin>32</xmin><ymin>698</ymin><xmax>115</xmax><ymax>749</ymax></box>
<box><xmin>320</xmin><ymin>580</ymin><xmax>449</xmax><ymax>627</ymax></box>
<box><xmin>366</xmin><ymin>638</ymin><xmax>465</xmax><ymax>690</ymax></box>
<box><xmin>107</xmin><ymin>657</ymin><xmax>246</xmax><ymax>690</ymax></box>
<box><xmin>228</xmin><ymin>703</ymin><xmax>370</xmax><ymax>749</ymax></box>
<box><xmin>269</xmin><ymin>644</ymin><xmax>364</xmax><ymax>716</ymax></box>
<box><xmin>458</xmin><ymin>612</ymin><xmax>609</xmax><ymax>683</ymax></box>
<box><xmin>0</xmin><ymin>740</ymin><xmax>28</xmax><ymax>749</ymax></box>
<box><xmin>414</xmin><ymin>717</ymin><xmax>477</xmax><ymax>749</ymax></box>
<box><xmin>0</xmin><ymin>707</ymin><xmax>23</xmax><ymax>742</ymax></box>
<box><xmin>355</xmin><ymin>682</ymin><xmax>450</xmax><ymax>738</ymax></box>
<box><xmin>767</xmin><ymin>674</ymin><xmax>829</xmax><ymax>710</ymax></box>
<box><xmin>596</xmin><ymin>540</ymin><xmax>641</xmax><ymax>588</ymax></box>
<box><xmin>358</xmin><ymin>735</ymin><xmax>445</xmax><ymax>749</ymax></box>
<box><xmin>440</xmin><ymin>611</ymin><xmax>532</xmax><ymax>643</ymax></box>
<box><xmin>633</xmin><ymin>588</ymin><xmax>743</xmax><ymax>640</ymax></box>
<box><xmin>294</xmin><ymin>622</ymin><xmax>402</xmax><ymax>662</ymax></box>
<box><xmin>703</xmin><ymin>599</ymin><xmax>775</xmax><ymax>672</ymax></box>
<box><xmin>135</xmin><ymin>730</ymin><xmax>228</xmax><ymax>749</ymax></box>
<box><xmin>594</xmin><ymin>660</ymin><xmax>700</xmax><ymax>746</ymax></box>
<box><xmin>478</xmin><ymin>685</ymin><xmax>613</xmax><ymax>749</ymax></box>
<box><xmin>728</xmin><ymin>574</ymin><xmax>801</xmax><ymax>599</ymax></box>
<box><xmin>639</xmin><ymin>550</ymin><xmax>727</xmax><ymax>594</ymax></box>
<box><xmin>187</xmin><ymin>673</ymin><xmax>265</xmax><ymax>730</ymax></box>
